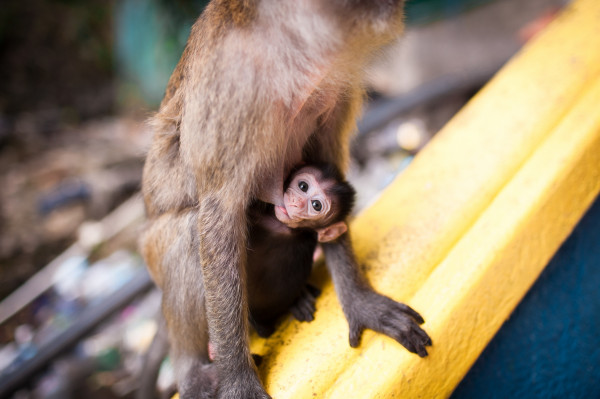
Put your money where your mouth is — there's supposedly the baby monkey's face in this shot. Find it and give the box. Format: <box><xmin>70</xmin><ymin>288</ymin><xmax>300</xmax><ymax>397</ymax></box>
<box><xmin>274</xmin><ymin>166</ymin><xmax>333</xmax><ymax>229</ymax></box>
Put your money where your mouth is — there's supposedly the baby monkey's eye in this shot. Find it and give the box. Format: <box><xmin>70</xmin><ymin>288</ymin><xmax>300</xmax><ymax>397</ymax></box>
<box><xmin>311</xmin><ymin>200</ymin><xmax>322</xmax><ymax>212</ymax></box>
<box><xmin>298</xmin><ymin>181</ymin><xmax>308</xmax><ymax>192</ymax></box>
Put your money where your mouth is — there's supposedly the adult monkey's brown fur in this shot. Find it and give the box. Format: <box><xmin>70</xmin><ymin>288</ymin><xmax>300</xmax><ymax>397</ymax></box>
<box><xmin>140</xmin><ymin>1</ymin><xmax>431</xmax><ymax>398</ymax></box>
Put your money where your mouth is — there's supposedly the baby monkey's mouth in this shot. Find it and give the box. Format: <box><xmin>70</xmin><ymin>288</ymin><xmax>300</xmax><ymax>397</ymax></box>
<box><xmin>276</xmin><ymin>205</ymin><xmax>288</xmax><ymax>217</ymax></box>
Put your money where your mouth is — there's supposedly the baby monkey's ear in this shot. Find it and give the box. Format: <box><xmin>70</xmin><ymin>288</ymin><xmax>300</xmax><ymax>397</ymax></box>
<box><xmin>317</xmin><ymin>221</ymin><xmax>348</xmax><ymax>243</ymax></box>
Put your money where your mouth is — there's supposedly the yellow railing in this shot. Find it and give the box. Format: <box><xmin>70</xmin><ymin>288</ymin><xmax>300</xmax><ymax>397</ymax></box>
<box><xmin>249</xmin><ymin>0</ymin><xmax>600</xmax><ymax>397</ymax></box>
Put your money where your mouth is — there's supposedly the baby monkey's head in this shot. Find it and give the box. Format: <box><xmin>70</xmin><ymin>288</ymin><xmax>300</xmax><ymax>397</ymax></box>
<box><xmin>274</xmin><ymin>163</ymin><xmax>355</xmax><ymax>242</ymax></box>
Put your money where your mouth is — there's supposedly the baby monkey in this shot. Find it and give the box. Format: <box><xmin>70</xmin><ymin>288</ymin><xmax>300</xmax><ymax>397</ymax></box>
<box><xmin>246</xmin><ymin>163</ymin><xmax>355</xmax><ymax>337</ymax></box>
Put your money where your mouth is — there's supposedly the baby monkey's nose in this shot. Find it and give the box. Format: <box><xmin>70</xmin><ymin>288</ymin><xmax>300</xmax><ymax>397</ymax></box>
<box><xmin>291</xmin><ymin>195</ymin><xmax>305</xmax><ymax>208</ymax></box>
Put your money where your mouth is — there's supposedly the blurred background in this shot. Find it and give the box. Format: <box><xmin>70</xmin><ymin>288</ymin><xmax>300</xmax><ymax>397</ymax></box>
<box><xmin>0</xmin><ymin>0</ymin><xmax>567</xmax><ymax>398</ymax></box>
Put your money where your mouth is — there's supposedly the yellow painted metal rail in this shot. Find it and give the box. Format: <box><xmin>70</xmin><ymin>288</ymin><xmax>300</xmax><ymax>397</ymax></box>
<box><xmin>248</xmin><ymin>0</ymin><xmax>600</xmax><ymax>397</ymax></box>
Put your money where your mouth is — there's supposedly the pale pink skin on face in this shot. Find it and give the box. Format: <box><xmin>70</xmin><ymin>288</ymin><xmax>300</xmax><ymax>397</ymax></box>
<box><xmin>274</xmin><ymin>166</ymin><xmax>332</xmax><ymax>229</ymax></box>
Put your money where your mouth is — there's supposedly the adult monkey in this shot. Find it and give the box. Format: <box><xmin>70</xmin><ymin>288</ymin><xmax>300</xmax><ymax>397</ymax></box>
<box><xmin>141</xmin><ymin>0</ymin><xmax>431</xmax><ymax>398</ymax></box>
